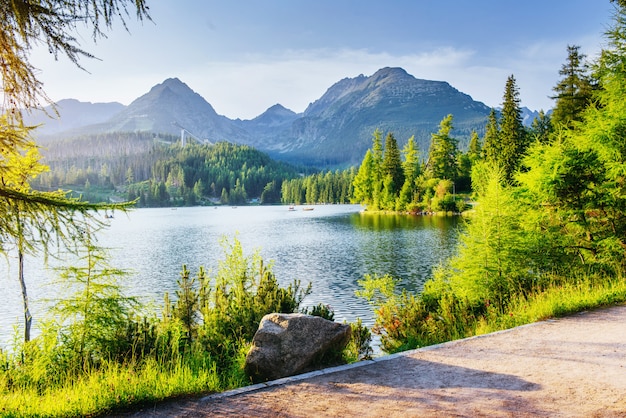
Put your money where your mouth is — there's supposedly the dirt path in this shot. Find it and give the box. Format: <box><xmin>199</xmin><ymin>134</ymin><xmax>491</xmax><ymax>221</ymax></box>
<box><xmin>123</xmin><ymin>304</ymin><xmax>626</xmax><ymax>417</ymax></box>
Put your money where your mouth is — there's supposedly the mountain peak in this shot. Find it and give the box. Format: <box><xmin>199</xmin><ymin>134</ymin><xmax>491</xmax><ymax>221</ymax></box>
<box><xmin>372</xmin><ymin>67</ymin><xmax>409</xmax><ymax>78</ymax></box>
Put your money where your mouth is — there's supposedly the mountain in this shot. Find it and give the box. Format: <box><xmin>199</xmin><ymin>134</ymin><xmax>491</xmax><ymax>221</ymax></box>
<box><xmin>33</xmin><ymin>68</ymin><xmax>535</xmax><ymax>168</ymax></box>
<box><xmin>103</xmin><ymin>78</ymin><xmax>250</xmax><ymax>142</ymax></box>
<box><xmin>24</xmin><ymin>99</ymin><xmax>125</xmax><ymax>137</ymax></box>
<box><xmin>59</xmin><ymin>78</ymin><xmax>250</xmax><ymax>143</ymax></box>
<box><xmin>239</xmin><ymin>67</ymin><xmax>492</xmax><ymax>166</ymax></box>
<box><xmin>233</xmin><ymin>104</ymin><xmax>299</xmax><ymax>135</ymax></box>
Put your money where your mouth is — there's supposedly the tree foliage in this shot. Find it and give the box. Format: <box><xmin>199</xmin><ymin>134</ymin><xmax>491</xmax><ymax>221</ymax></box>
<box><xmin>551</xmin><ymin>45</ymin><xmax>595</xmax><ymax>128</ymax></box>
<box><xmin>352</xmin><ymin>116</ymin><xmax>469</xmax><ymax>213</ymax></box>
<box><xmin>499</xmin><ymin>75</ymin><xmax>528</xmax><ymax>183</ymax></box>
<box><xmin>425</xmin><ymin>114</ymin><xmax>458</xmax><ymax>181</ymax></box>
<box><xmin>0</xmin><ymin>1</ymin><xmax>148</xmax><ymax>342</ymax></box>
<box><xmin>0</xmin><ymin>0</ymin><xmax>150</xmax><ymax>113</ymax></box>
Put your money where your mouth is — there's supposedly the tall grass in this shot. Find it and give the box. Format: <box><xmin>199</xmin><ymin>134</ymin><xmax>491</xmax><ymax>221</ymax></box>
<box><xmin>474</xmin><ymin>277</ymin><xmax>626</xmax><ymax>335</ymax></box>
<box><xmin>0</xmin><ymin>356</ymin><xmax>224</xmax><ymax>417</ymax></box>
<box><xmin>360</xmin><ymin>273</ymin><xmax>626</xmax><ymax>354</ymax></box>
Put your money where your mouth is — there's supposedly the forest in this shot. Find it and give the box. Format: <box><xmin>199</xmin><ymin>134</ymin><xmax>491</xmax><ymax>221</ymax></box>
<box><xmin>33</xmin><ymin>132</ymin><xmax>361</xmax><ymax>207</ymax></box>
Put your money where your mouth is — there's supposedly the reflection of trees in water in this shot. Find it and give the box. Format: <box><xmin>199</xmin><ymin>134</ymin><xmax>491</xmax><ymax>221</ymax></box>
<box><xmin>348</xmin><ymin>213</ymin><xmax>461</xmax><ymax>294</ymax></box>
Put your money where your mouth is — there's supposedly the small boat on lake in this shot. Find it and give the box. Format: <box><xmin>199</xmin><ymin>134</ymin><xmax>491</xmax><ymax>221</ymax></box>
<box><xmin>302</xmin><ymin>207</ymin><xmax>314</xmax><ymax>211</ymax></box>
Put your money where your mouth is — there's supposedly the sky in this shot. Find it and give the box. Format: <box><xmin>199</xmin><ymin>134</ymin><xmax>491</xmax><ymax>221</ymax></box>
<box><xmin>30</xmin><ymin>0</ymin><xmax>616</xmax><ymax>120</ymax></box>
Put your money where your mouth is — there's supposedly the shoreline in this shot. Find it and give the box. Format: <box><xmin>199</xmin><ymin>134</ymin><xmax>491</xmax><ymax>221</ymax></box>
<box><xmin>118</xmin><ymin>303</ymin><xmax>626</xmax><ymax>417</ymax></box>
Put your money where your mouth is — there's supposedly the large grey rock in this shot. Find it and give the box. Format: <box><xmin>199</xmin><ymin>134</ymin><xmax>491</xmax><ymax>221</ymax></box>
<box><xmin>245</xmin><ymin>313</ymin><xmax>351</xmax><ymax>382</ymax></box>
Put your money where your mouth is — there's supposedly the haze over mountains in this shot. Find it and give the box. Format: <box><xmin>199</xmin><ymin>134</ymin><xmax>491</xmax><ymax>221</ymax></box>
<box><xmin>29</xmin><ymin>67</ymin><xmax>542</xmax><ymax>168</ymax></box>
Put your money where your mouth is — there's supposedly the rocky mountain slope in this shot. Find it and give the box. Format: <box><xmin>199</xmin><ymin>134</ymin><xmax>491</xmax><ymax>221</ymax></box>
<box><xmin>31</xmin><ymin>68</ymin><xmax>517</xmax><ymax>168</ymax></box>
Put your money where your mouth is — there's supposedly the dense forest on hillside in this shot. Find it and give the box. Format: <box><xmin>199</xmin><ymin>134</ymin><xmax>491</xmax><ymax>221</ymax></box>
<box><xmin>32</xmin><ymin>135</ymin><xmax>306</xmax><ymax>206</ymax></box>
<box><xmin>32</xmin><ymin>131</ymin><xmax>360</xmax><ymax>207</ymax></box>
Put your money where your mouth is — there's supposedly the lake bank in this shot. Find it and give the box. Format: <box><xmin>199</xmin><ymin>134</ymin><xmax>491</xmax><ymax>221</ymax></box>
<box><xmin>119</xmin><ymin>303</ymin><xmax>626</xmax><ymax>417</ymax></box>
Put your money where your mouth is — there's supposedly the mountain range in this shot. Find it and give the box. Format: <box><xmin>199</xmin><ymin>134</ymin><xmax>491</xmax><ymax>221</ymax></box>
<box><xmin>28</xmin><ymin>67</ymin><xmax>541</xmax><ymax>169</ymax></box>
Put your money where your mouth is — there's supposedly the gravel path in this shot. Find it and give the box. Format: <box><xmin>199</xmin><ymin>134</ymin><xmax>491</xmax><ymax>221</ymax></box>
<box><xmin>121</xmin><ymin>304</ymin><xmax>626</xmax><ymax>417</ymax></box>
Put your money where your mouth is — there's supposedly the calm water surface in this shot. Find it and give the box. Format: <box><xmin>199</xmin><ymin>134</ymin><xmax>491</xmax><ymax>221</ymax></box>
<box><xmin>0</xmin><ymin>205</ymin><xmax>461</xmax><ymax>344</ymax></box>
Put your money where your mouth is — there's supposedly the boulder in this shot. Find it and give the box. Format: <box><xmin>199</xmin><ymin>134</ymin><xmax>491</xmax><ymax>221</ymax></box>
<box><xmin>244</xmin><ymin>313</ymin><xmax>351</xmax><ymax>382</ymax></box>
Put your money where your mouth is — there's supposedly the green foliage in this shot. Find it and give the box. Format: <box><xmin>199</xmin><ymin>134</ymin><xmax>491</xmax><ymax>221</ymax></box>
<box><xmin>34</xmin><ymin>139</ymin><xmax>301</xmax><ymax>207</ymax></box>
<box><xmin>352</xmin><ymin>150</ymin><xmax>376</xmax><ymax>206</ymax></box>
<box><xmin>499</xmin><ymin>75</ymin><xmax>529</xmax><ymax>183</ymax></box>
<box><xmin>551</xmin><ymin>45</ymin><xmax>595</xmax><ymax>128</ymax></box>
<box><xmin>482</xmin><ymin>108</ymin><xmax>500</xmax><ymax>165</ymax></box>
<box><xmin>343</xmin><ymin>319</ymin><xmax>373</xmax><ymax>361</ymax></box>
<box><xmin>305</xmin><ymin>303</ymin><xmax>335</xmax><ymax>321</ymax></box>
<box><xmin>282</xmin><ymin>168</ymin><xmax>355</xmax><ymax>205</ymax></box>
<box><xmin>381</xmin><ymin>132</ymin><xmax>405</xmax><ymax>195</ymax></box>
<box><xmin>353</xmin><ymin>118</ymin><xmax>470</xmax><ymax>213</ymax></box>
<box><xmin>529</xmin><ymin>110</ymin><xmax>553</xmax><ymax>144</ymax></box>
<box><xmin>0</xmin><ymin>237</ymin><xmax>371</xmax><ymax>416</ymax></box>
<box><xmin>51</xmin><ymin>243</ymin><xmax>138</xmax><ymax>372</ymax></box>
<box><xmin>426</xmin><ymin>114</ymin><xmax>458</xmax><ymax>181</ymax></box>
<box><xmin>361</xmin><ymin>5</ymin><xmax>626</xmax><ymax>354</ymax></box>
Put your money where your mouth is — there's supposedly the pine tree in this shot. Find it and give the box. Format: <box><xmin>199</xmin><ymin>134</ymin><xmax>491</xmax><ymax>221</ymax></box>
<box><xmin>483</xmin><ymin>108</ymin><xmax>500</xmax><ymax>165</ymax></box>
<box><xmin>467</xmin><ymin>130</ymin><xmax>482</xmax><ymax>162</ymax></box>
<box><xmin>352</xmin><ymin>150</ymin><xmax>375</xmax><ymax>205</ymax></box>
<box><xmin>426</xmin><ymin>114</ymin><xmax>458</xmax><ymax>181</ymax></box>
<box><xmin>499</xmin><ymin>75</ymin><xmax>528</xmax><ymax>183</ymax></box>
<box><xmin>550</xmin><ymin>45</ymin><xmax>595</xmax><ymax>127</ymax></box>
<box><xmin>381</xmin><ymin>132</ymin><xmax>404</xmax><ymax>195</ymax></box>
<box><xmin>530</xmin><ymin>110</ymin><xmax>553</xmax><ymax>144</ymax></box>
<box><xmin>401</xmin><ymin>135</ymin><xmax>420</xmax><ymax>182</ymax></box>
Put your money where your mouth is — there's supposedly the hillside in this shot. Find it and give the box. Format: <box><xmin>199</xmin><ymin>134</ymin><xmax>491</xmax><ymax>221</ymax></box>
<box><xmin>32</xmin><ymin>68</ymin><xmax>511</xmax><ymax>168</ymax></box>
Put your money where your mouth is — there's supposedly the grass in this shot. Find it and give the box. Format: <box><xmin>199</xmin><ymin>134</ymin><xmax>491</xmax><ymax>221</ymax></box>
<box><xmin>0</xmin><ymin>357</ymin><xmax>231</xmax><ymax>417</ymax></box>
<box><xmin>474</xmin><ymin>277</ymin><xmax>626</xmax><ymax>336</ymax></box>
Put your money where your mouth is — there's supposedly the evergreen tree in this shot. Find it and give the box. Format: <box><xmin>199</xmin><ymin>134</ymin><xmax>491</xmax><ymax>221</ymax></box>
<box><xmin>499</xmin><ymin>75</ymin><xmax>528</xmax><ymax>183</ymax></box>
<box><xmin>370</xmin><ymin>129</ymin><xmax>384</xmax><ymax>208</ymax></box>
<box><xmin>467</xmin><ymin>130</ymin><xmax>482</xmax><ymax>162</ymax></box>
<box><xmin>530</xmin><ymin>110</ymin><xmax>553</xmax><ymax>144</ymax></box>
<box><xmin>396</xmin><ymin>136</ymin><xmax>421</xmax><ymax>211</ymax></box>
<box><xmin>381</xmin><ymin>132</ymin><xmax>404</xmax><ymax>195</ymax></box>
<box><xmin>401</xmin><ymin>135</ymin><xmax>420</xmax><ymax>182</ymax></box>
<box><xmin>352</xmin><ymin>150</ymin><xmax>375</xmax><ymax>205</ymax></box>
<box><xmin>426</xmin><ymin>114</ymin><xmax>458</xmax><ymax>181</ymax></box>
<box><xmin>483</xmin><ymin>108</ymin><xmax>500</xmax><ymax>165</ymax></box>
<box><xmin>550</xmin><ymin>45</ymin><xmax>595</xmax><ymax>127</ymax></box>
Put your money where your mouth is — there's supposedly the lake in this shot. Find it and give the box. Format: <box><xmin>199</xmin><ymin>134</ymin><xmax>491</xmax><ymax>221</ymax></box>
<box><xmin>0</xmin><ymin>204</ymin><xmax>461</xmax><ymax>345</ymax></box>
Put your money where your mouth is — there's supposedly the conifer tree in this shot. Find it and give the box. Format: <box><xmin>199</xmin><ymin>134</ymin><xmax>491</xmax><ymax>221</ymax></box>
<box><xmin>482</xmin><ymin>108</ymin><xmax>500</xmax><ymax>165</ymax></box>
<box><xmin>550</xmin><ymin>45</ymin><xmax>595</xmax><ymax>127</ymax></box>
<box><xmin>370</xmin><ymin>129</ymin><xmax>384</xmax><ymax>208</ymax></box>
<box><xmin>499</xmin><ymin>75</ymin><xmax>528</xmax><ymax>183</ymax></box>
<box><xmin>381</xmin><ymin>132</ymin><xmax>404</xmax><ymax>195</ymax></box>
<box><xmin>352</xmin><ymin>150</ymin><xmax>375</xmax><ymax>206</ymax></box>
<box><xmin>401</xmin><ymin>135</ymin><xmax>420</xmax><ymax>182</ymax></box>
<box><xmin>426</xmin><ymin>114</ymin><xmax>458</xmax><ymax>181</ymax></box>
<box><xmin>467</xmin><ymin>130</ymin><xmax>482</xmax><ymax>162</ymax></box>
<box><xmin>530</xmin><ymin>110</ymin><xmax>553</xmax><ymax>144</ymax></box>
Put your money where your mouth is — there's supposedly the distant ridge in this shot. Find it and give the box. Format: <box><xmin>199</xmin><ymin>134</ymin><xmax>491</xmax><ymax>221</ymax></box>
<box><xmin>33</xmin><ymin>68</ymin><xmax>538</xmax><ymax>168</ymax></box>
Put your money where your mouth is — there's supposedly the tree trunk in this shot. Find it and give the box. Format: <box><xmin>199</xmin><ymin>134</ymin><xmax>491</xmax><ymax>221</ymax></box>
<box><xmin>18</xmin><ymin>250</ymin><xmax>32</xmax><ymax>342</ymax></box>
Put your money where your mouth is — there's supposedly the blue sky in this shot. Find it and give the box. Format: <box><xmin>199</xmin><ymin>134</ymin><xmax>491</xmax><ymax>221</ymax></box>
<box><xmin>31</xmin><ymin>0</ymin><xmax>614</xmax><ymax>119</ymax></box>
